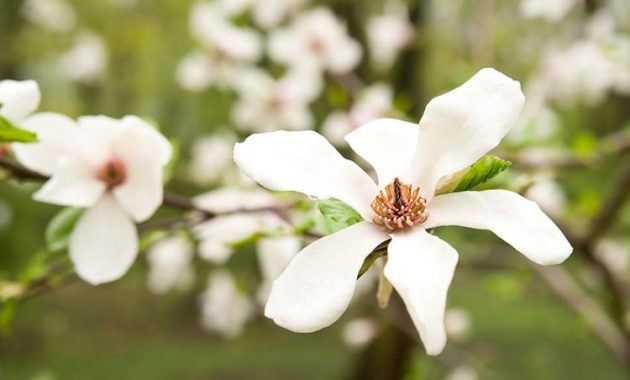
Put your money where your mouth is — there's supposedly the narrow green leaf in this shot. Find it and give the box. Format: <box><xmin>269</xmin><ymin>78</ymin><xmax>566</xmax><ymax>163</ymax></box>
<box><xmin>357</xmin><ymin>249</ymin><xmax>386</xmax><ymax>279</ymax></box>
<box><xmin>317</xmin><ymin>199</ymin><xmax>363</xmax><ymax>234</ymax></box>
<box><xmin>45</xmin><ymin>208</ymin><xmax>83</xmax><ymax>252</ymax></box>
<box><xmin>436</xmin><ymin>155</ymin><xmax>511</xmax><ymax>194</ymax></box>
<box><xmin>0</xmin><ymin>115</ymin><xmax>37</xmax><ymax>143</ymax></box>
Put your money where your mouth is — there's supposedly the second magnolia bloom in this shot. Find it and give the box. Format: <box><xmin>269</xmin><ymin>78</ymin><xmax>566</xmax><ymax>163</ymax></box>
<box><xmin>8</xmin><ymin>82</ymin><xmax>172</xmax><ymax>285</ymax></box>
<box><xmin>233</xmin><ymin>68</ymin><xmax>573</xmax><ymax>355</ymax></box>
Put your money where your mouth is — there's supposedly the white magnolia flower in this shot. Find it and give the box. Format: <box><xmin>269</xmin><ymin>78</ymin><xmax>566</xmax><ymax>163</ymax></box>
<box><xmin>322</xmin><ymin>83</ymin><xmax>394</xmax><ymax>146</ymax></box>
<box><xmin>21</xmin><ymin>0</ymin><xmax>76</xmax><ymax>33</ymax></box>
<box><xmin>366</xmin><ymin>2</ymin><xmax>414</xmax><ymax>71</ymax></box>
<box><xmin>147</xmin><ymin>235</ymin><xmax>195</xmax><ymax>294</ymax></box>
<box><xmin>232</xmin><ymin>66</ymin><xmax>322</xmax><ymax>132</ymax></box>
<box><xmin>193</xmin><ymin>188</ymin><xmax>288</xmax><ymax>263</ymax></box>
<box><xmin>188</xmin><ymin>133</ymin><xmax>237</xmax><ymax>185</ymax></box>
<box><xmin>268</xmin><ymin>7</ymin><xmax>362</xmax><ymax>74</ymax></box>
<box><xmin>234</xmin><ymin>68</ymin><xmax>572</xmax><ymax>355</ymax></box>
<box><xmin>57</xmin><ymin>31</ymin><xmax>108</xmax><ymax>85</ymax></box>
<box><xmin>0</xmin><ymin>80</ymin><xmax>41</xmax><ymax>123</ymax></box>
<box><xmin>13</xmin><ymin>112</ymin><xmax>171</xmax><ymax>285</ymax></box>
<box><xmin>519</xmin><ymin>0</ymin><xmax>576</xmax><ymax>22</ymax></box>
<box><xmin>199</xmin><ymin>270</ymin><xmax>254</xmax><ymax>338</ymax></box>
<box><xmin>177</xmin><ymin>1</ymin><xmax>262</xmax><ymax>91</ymax></box>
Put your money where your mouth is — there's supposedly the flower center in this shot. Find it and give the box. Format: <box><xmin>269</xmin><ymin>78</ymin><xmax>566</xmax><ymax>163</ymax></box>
<box><xmin>96</xmin><ymin>158</ymin><xmax>127</xmax><ymax>188</ymax></box>
<box><xmin>371</xmin><ymin>177</ymin><xmax>428</xmax><ymax>230</ymax></box>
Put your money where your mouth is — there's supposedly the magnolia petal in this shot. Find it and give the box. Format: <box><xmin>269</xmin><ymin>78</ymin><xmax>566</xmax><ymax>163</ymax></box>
<box><xmin>111</xmin><ymin>116</ymin><xmax>172</xmax><ymax>222</ymax></box>
<box><xmin>0</xmin><ymin>80</ymin><xmax>40</xmax><ymax>122</ymax></box>
<box><xmin>234</xmin><ymin>130</ymin><xmax>378</xmax><ymax>219</ymax></box>
<box><xmin>12</xmin><ymin>113</ymin><xmax>80</xmax><ymax>176</ymax></box>
<box><xmin>408</xmin><ymin>68</ymin><xmax>525</xmax><ymax>196</ymax></box>
<box><xmin>426</xmin><ymin>190</ymin><xmax>573</xmax><ymax>265</ymax></box>
<box><xmin>385</xmin><ymin>229</ymin><xmax>459</xmax><ymax>355</ymax></box>
<box><xmin>34</xmin><ymin>155</ymin><xmax>106</xmax><ymax>207</ymax></box>
<box><xmin>265</xmin><ymin>221</ymin><xmax>388</xmax><ymax>332</ymax></box>
<box><xmin>69</xmin><ymin>195</ymin><xmax>139</xmax><ymax>285</ymax></box>
<box><xmin>346</xmin><ymin>118</ymin><xmax>419</xmax><ymax>187</ymax></box>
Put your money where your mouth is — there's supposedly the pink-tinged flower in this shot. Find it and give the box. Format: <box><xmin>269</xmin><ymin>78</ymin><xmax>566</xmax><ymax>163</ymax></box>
<box><xmin>13</xmin><ymin>115</ymin><xmax>171</xmax><ymax>284</ymax></box>
<box><xmin>233</xmin><ymin>68</ymin><xmax>572</xmax><ymax>355</ymax></box>
<box><xmin>268</xmin><ymin>7</ymin><xmax>362</xmax><ymax>74</ymax></box>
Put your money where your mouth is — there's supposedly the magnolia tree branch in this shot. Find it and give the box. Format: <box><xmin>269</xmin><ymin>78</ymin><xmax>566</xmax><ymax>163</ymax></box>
<box><xmin>531</xmin><ymin>263</ymin><xmax>630</xmax><ymax>365</ymax></box>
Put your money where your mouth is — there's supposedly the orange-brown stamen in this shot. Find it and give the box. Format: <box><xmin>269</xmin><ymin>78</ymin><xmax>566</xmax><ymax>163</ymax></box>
<box><xmin>96</xmin><ymin>157</ymin><xmax>127</xmax><ymax>188</ymax></box>
<box><xmin>371</xmin><ymin>177</ymin><xmax>428</xmax><ymax>231</ymax></box>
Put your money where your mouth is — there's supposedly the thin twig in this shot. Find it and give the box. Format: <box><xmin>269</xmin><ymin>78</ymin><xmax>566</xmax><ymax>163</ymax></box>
<box><xmin>531</xmin><ymin>263</ymin><xmax>630</xmax><ymax>365</ymax></box>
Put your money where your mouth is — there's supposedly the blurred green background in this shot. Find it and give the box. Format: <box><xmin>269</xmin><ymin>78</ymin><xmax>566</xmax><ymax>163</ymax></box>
<box><xmin>1</xmin><ymin>0</ymin><xmax>630</xmax><ymax>379</ymax></box>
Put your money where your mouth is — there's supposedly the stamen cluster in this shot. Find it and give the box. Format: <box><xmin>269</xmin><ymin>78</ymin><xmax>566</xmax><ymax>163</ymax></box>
<box><xmin>371</xmin><ymin>177</ymin><xmax>428</xmax><ymax>230</ymax></box>
<box><xmin>96</xmin><ymin>158</ymin><xmax>127</xmax><ymax>188</ymax></box>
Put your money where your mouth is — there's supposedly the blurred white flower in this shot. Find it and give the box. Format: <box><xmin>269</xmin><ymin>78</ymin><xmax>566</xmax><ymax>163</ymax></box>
<box><xmin>234</xmin><ymin>68</ymin><xmax>572</xmax><ymax>355</ymax></box>
<box><xmin>232</xmin><ymin>66</ymin><xmax>322</xmax><ymax>132</ymax></box>
<box><xmin>367</xmin><ymin>2</ymin><xmax>414</xmax><ymax>71</ymax></box>
<box><xmin>13</xmin><ymin>111</ymin><xmax>172</xmax><ymax>285</ymax></box>
<box><xmin>595</xmin><ymin>239</ymin><xmax>630</xmax><ymax>277</ymax></box>
<box><xmin>199</xmin><ymin>271</ymin><xmax>254</xmax><ymax>338</ymax></box>
<box><xmin>444</xmin><ymin>307</ymin><xmax>472</xmax><ymax>341</ymax></box>
<box><xmin>525</xmin><ymin>175</ymin><xmax>566</xmax><ymax>218</ymax></box>
<box><xmin>509</xmin><ymin>81</ymin><xmax>560</xmax><ymax>144</ymax></box>
<box><xmin>21</xmin><ymin>0</ymin><xmax>76</xmax><ymax>33</ymax></box>
<box><xmin>520</xmin><ymin>0</ymin><xmax>576</xmax><ymax>22</ymax></box>
<box><xmin>193</xmin><ymin>188</ymin><xmax>288</xmax><ymax>263</ymax></box>
<box><xmin>251</xmin><ymin>0</ymin><xmax>310</xmax><ymax>29</ymax></box>
<box><xmin>342</xmin><ymin>317</ymin><xmax>378</xmax><ymax>349</ymax></box>
<box><xmin>268</xmin><ymin>7</ymin><xmax>362</xmax><ymax>74</ymax></box>
<box><xmin>57</xmin><ymin>31</ymin><xmax>108</xmax><ymax>85</ymax></box>
<box><xmin>537</xmin><ymin>38</ymin><xmax>630</xmax><ymax>105</ymax></box>
<box><xmin>446</xmin><ymin>366</ymin><xmax>479</xmax><ymax>380</ymax></box>
<box><xmin>0</xmin><ymin>80</ymin><xmax>41</xmax><ymax>123</ymax></box>
<box><xmin>188</xmin><ymin>133</ymin><xmax>236</xmax><ymax>185</ymax></box>
<box><xmin>214</xmin><ymin>0</ymin><xmax>252</xmax><ymax>16</ymax></box>
<box><xmin>147</xmin><ymin>235</ymin><xmax>195</xmax><ymax>295</ymax></box>
<box><xmin>322</xmin><ymin>84</ymin><xmax>394</xmax><ymax>146</ymax></box>
<box><xmin>177</xmin><ymin>1</ymin><xmax>262</xmax><ymax>91</ymax></box>
<box><xmin>256</xmin><ymin>235</ymin><xmax>301</xmax><ymax>303</ymax></box>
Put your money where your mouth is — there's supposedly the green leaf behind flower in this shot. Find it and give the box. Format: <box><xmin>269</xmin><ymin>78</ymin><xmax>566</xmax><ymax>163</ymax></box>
<box><xmin>45</xmin><ymin>207</ymin><xmax>83</xmax><ymax>252</ymax></box>
<box><xmin>0</xmin><ymin>115</ymin><xmax>37</xmax><ymax>143</ymax></box>
<box><xmin>436</xmin><ymin>155</ymin><xmax>511</xmax><ymax>194</ymax></box>
<box><xmin>317</xmin><ymin>199</ymin><xmax>363</xmax><ymax>234</ymax></box>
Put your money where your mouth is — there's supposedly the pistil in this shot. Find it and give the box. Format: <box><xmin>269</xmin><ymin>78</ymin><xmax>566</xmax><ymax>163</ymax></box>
<box><xmin>371</xmin><ymin>177</ymin><xmax>428</xmax><ymax>230</ymax></box>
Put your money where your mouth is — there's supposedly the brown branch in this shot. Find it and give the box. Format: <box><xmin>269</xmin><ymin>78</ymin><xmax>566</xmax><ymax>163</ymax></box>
<box><xmin>531</xmin><ymin>263</ymin><xmax>630</xmax><ymax>365</ymax></box>
<box><xmin>580</xmin><ymin>154</ymin><xmax>630</xmax><ymax>245</ymax></box>
<box><xmin>0</xmin><ymin>156</ymin><xmax>47</xmax><ymax>181</ymax></box>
